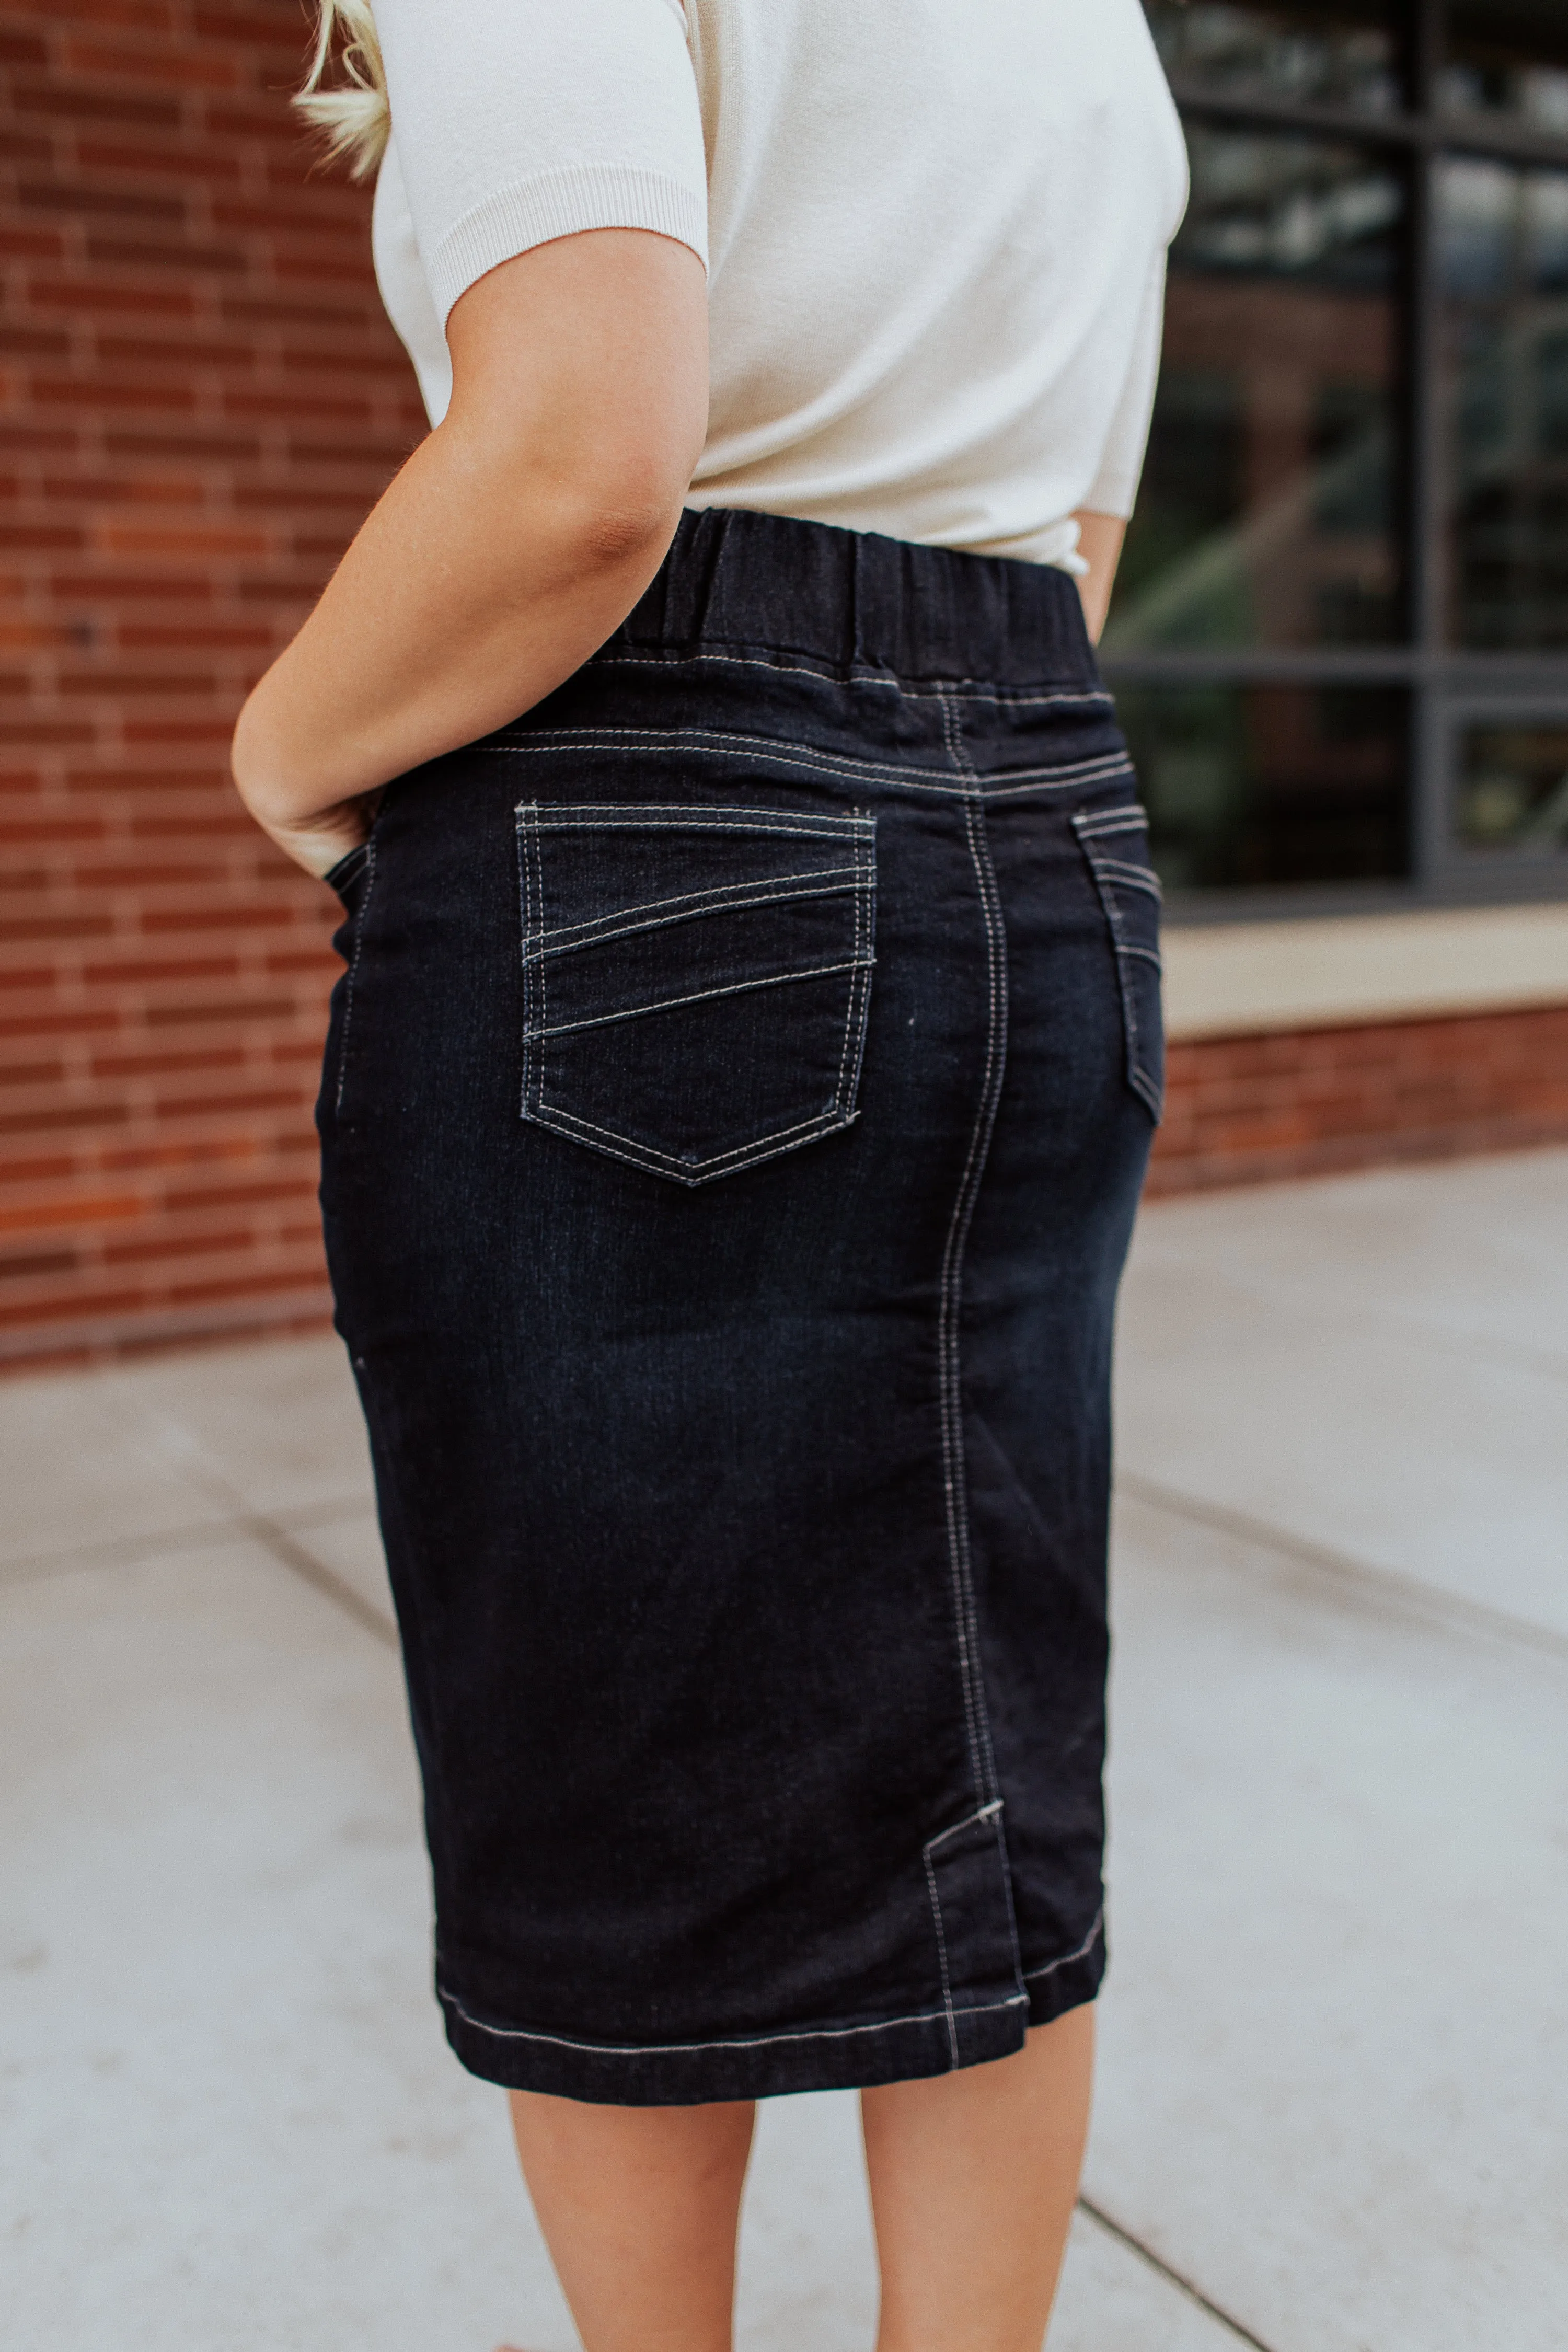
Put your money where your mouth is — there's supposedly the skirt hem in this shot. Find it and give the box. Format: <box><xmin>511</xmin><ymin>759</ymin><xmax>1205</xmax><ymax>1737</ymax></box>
<box><xmin>438</xmin><ymin>1931</ymin><xmax>1104</xmax><ymax>2104</ymax></box>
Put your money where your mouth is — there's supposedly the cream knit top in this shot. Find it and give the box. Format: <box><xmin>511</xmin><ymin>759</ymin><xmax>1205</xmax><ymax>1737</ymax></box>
<box><xmin>368</xmin><ymin>0</ymin><xmax>1188</xmax><ymax>571</ymax></box>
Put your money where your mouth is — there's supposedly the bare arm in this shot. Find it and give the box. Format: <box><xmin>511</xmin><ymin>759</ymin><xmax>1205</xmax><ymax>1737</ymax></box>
<box><xmin>231</xmin><ymin>229</ymin><xmax>709</xmax><ymax>876</ymax></box>
<box><xmin>1070</xmin><ymin>509</ymin><xmax>1127</xmax><ymax>646</ymax></box>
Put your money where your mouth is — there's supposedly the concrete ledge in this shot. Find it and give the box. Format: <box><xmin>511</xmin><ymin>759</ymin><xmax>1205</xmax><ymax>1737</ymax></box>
<box><xmin>1165</xmin><ymin>901</ymin><xmax>1568</xmax><ymax>1040</ymax></box>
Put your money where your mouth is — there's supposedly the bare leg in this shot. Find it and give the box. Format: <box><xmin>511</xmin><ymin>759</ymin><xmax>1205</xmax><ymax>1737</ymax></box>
<box><xmin>861</xmin><ymin>2006</ymin><xmax>1096</xmax><ymax>2352</ymax></box>
<box><xmin>505</xmin><ymin>2089</ymin><xmax>756</xmax><ymax>2352</ymax></box>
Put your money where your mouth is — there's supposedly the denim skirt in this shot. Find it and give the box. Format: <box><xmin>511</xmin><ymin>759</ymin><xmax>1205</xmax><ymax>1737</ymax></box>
<box><xmin>318</xmin><ymin>508</ymin><xmax>1160</xmax><ymax>2106</ymax></box>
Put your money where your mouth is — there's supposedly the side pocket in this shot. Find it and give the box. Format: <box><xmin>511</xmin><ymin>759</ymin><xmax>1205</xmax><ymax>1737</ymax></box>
<box><xmin>1072</xmin><ymin>805</ymin><xmax>1164</xmax><ymax>1124</ymax></box>
<box><xmin>322</xmin><ymin>837</ymin><xmax>377</xmax><ymax>1119</ymax></box>
<box><xmin>324</xmin><ymin>840</ymin><xmax>373</xmax><ymax>913</ymax></box>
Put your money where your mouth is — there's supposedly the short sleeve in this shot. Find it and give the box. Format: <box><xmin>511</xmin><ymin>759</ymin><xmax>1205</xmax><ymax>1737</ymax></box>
<box><xmin>373</xmin><ymin>0</ymin><xmax>709</xmax><ymax>331</ymax></box>
<box><xmin>1083</xmin><ymin>252</ymin><xmax>1168</xmax><ymax>520</ymax></box>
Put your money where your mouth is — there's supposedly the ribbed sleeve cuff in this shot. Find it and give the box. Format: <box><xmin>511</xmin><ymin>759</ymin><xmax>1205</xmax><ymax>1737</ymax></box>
<box><xmin>428</xmin><ymin>165</ymin><xmax>708</xmax><ymax>325</ymax></box>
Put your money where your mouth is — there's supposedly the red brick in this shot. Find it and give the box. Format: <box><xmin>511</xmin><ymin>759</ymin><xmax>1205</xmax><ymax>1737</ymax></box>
<box><xmin>29</xmin><ymin>276</ymin><xmax>196</xmax><ymax>315</ymax></box>
<box><xmin>84</xmin><ymin>232</ymin><xmax>249</xmax><ymax>272</ymax></box>
<box><xmin>1148</xmin><ymin>1009</ymin><xmax>1568</xmax><ymax>1198</ymax></box>
<box><xmin>11</xmin><ymin>82</ymin><xmax>182</xmax><ymax>127</ymax></box>
<box><xmin>41</xmin><ymin>2</ymin><xmax>178</xmax><ymax>30</ymax></box>
<box><xmin>62</xmin><ymin>40</ymin><xmax>238</xmax><ymax>89</ymax></box>
<box><xmin>18</xmin><ymin>177</ymin><xmax>187</xmax><ymax>222</ymax></box>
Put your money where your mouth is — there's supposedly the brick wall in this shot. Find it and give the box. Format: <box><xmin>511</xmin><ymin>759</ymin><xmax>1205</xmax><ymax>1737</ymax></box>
<box><xmin>3</xmin><ymin>4</ymin><xmax>1565</xmax><ymax>1368</ymax></box>
<box><xmin>0</xmin><ymin>0</ymin><xmax>425</xmax><ymax>1365</ymax></box>
<box><xmin>1149</xmin><ymin>1004</ymin><xmax>1568</xmax><ymax>1196</ymax></box>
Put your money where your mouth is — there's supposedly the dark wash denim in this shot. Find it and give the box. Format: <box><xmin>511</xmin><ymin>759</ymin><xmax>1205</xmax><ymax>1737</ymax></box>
<box><xmin>318</xmin><ymin>509</ymin><xmax>1159</xmax><ymax>2106</ymax></box>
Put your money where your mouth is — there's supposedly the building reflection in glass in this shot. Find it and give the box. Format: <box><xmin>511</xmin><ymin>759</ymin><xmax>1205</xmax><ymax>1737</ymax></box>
<box><xmin>1114</xmin><ymin>685</ymin><xmax>1409</xmax><ymax>891</ymax></box>
<box><xmin>1116</xmin><ymin>0</ymin><xmax>1568</xmax><ymax>898</ymax></box>
<box><xmin>1442</xmin><ymin>2</ymin><xmax>1568</xmax><ymax>132</ymax></box>
<box><xmin>1145</xmin><ymin>0</ymin><xmax>1403</xmax><ymax>115</ymax></box>
<box><xmin>1104</xmin><ymin>126</ymin><xmax>1406</xmax><ymax>656</ymax></box>
<box><xmin>1456</xmin><ymin>720</ymin><xmax>1568</xmax><ymax>851</ymax></box>
<box><xmin>1440</xmin><ymin>158</ymin><xmax>1568</xmax><ymax>651</ymax></box>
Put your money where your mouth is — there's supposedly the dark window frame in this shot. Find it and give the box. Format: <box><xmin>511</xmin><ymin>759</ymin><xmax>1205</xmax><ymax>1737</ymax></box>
<box><xmin>1115</xmin><ymin>1</ymin><xmax>1568</xmax><ymax>918</ymax></box>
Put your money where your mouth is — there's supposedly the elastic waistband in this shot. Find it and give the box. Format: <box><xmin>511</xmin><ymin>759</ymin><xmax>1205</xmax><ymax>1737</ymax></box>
<box><xmin>617</xmin><ymin>508</ymin><xmax>1100</xmax><ymax>693</ymax></box>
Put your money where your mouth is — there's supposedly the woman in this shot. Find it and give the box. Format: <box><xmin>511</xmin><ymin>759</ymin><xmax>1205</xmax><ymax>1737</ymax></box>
<box><xmin>233</xmin><ymin>4</ymin><xmax>1187</xmax><ymax>2346</ymax></box>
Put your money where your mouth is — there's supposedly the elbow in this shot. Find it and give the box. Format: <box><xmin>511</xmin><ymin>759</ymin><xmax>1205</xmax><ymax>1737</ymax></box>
<box><xmin>571</xmin><ymin>472</ymin><xmax>689</xmax><ymax>575</ymax></box>
<box><xmin>482</xmin><ymin>419</ymin><xmax>700</xmax><ymax>587</ymax></box>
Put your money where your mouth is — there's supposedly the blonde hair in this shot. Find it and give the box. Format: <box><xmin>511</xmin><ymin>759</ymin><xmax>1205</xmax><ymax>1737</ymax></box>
<box><xmin>295</xmin><ymin>0</ymin><xmax>390</xmax><ymax>181</ymax></box>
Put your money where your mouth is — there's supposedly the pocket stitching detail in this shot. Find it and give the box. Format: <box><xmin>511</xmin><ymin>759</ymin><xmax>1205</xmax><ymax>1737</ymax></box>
<box><xmin>519</xmin><ymin>803</ymin><xmax>544</xmax><ymax>1124</ymax></box>
<box><xmin>530</xmin><ymin>956</ymin><xmax>873</xmax><ymax>1042</ymax></box>
<box><xmin>834</xmin><ymin>836</ymin><xmax>869</xmax><ymax>1117</ymax></box>
<box><xmin>534</xmin><ymin>865</ymin><xmax>868</xmax><ymax>955</ymax></box>
<box><xmin>1072</xmin><ymin>809</ymin><xmax>1164</xmax><ymax>1124</ymax></box>
<box><xmin>508</xmin><ymin>740</ymin><xmax>1134</xmax><ymax>801</ymax></box>
<box><xmin>516</xmin><ymin>800</ymin><xmax>875</xmax><ymax>838</ymax></box>
<box><xmin>516</xmin><ymin>801</ymin><xmax>876</xmax><ymax>1183</ymax></box>
<box><xmin>527</xmin><ymin>1099</ymin><xmax>856</xmax><ymax>1184</ymax></box>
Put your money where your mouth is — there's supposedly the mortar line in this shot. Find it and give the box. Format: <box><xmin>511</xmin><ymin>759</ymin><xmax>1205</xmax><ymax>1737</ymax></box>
<box><xmin>1117</xmin><ymin>1472</ymin><xmax>1568</xmax><ymax>1666</ymax></box>
<box><xmin>1077</xmin><ymin>2198</ymin><xmax>1283</xmax><ymax>2351</ymax></box>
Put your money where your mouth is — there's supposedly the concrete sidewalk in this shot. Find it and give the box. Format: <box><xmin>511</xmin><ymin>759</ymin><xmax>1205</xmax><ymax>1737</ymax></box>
<box><xmin>3</xmin><ymin>1149</ymin><xmax>1565</xmax><ymax>2351</ymax></box>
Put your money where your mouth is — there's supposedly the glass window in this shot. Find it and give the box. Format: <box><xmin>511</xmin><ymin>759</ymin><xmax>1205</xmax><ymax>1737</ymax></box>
<box><xmin>1110</xmin><ymin>3</ymin><xmax>1568</xmax><ymax>903</ymax></box>
<box><xmin>1116</xmin><ymin>685</ymin><xmax>1410</xmax><ymax>890</ymax></box>
<box><xmin>1455</xmin><ymin>717</ymin><xmax>1568</xmax><ymax>852</ymax></box>
<box><xmin>1439</xmin><ymin>158</ymin><xmax>1568</xmax><ymax>651</ymax></box>
<box><xmin>1441</xmin><ymin>3</ymin><xmax>1568</xmax><ymax>134</ymax></box>
<box><xmin>1104</xmin><ymin>126</ymin><xmax>1407</xmax><ymax>654</ymax></box>
<box><xmin>1145</xmin><ymin>1</ymin><xmax>1403</xmax><ymax>115</ymax></box>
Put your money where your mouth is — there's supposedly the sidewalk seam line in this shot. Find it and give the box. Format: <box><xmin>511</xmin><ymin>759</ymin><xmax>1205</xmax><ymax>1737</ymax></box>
<box><xmin>1116</xmin><ymin>1472</ymin><xmax>1568</xmax><ymax>1666</ymax></box>
<box><xmin>1134</xmin><ymin>1249</ymin><xmax>1568</xmax><ymax>1391</ymax></box>
<box><xmin>239</xmin><ymin>1512</ymin><xmax>398</xmax><ymax>1648</ymax></box>
<box><xmin>0</xmin><ymin>1496</ymin><xmax>376</xmax><ymax>1591</ymax></box>
<box><xmin>1077</xmin><ymin>2197</ymin><xmax>1282</xmax><ymax>2351</ymax></box>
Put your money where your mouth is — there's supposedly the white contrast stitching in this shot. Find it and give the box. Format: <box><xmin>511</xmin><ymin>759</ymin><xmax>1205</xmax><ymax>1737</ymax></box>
<box><xmin>517</xmin><ymin>811</ymin><xmax>535</xmax><ymax>1115</ymax></box>
<box><xmin>528</xmin><ymin>1103</ymin><xmax>855</xmax><ymax>1184</ymax></box>
<box><xmin>828</xmin><ymin>819</ymin><xmax>872</xmax><ymax>1115</ymax></box>
<box><xmin>512</xmin><ymin>730</ymin><xmax>1127</xmax><ymax>792</ymax></box>
<box><xmin>592</xmin><ymin>649</ymin><xmax>1114</xmax><ymax>708</ymax></box>
<box><xmin>922</xmin><ymin>1799</ymin><xmax>1009</xmax><ymax>2066</ymax></box>
<box><xmin>1091</xmin><ymin>859</ymin><xmax>1162</xmax><ymax>894</ymax></box>
<box><xmin>1021</xmin><ymin>1908</ymin><xmax>1105</xmax><ymax>1982</ymax></box>
<box><xmin>516</xmin><ymin>800</ymin><xmax>878</xmax><ymax>1180</ymax></box>
<box><xmin>502</xmin><ymin>731</ymin><xmax>1127</xmax><ymax>800</ymax></box>
<box><xmin>549</xmin><ymin>1100</ymin><xmax>832</xmax><ymax>1159</ymax></box>
<box><xmin>509</xmin><ymin>728</ymin><xmax>951</xmax><ymax>783</ymax></box>
<box><xmin>525</xmin><ymin>957</ymin><xmax>871</xmax><ymax>1042</ymax></box>
<box><xmin>1074</xmin><ymin>805</ymin><xmax>1152</xmax><ymax>837</ymax></box>
<box><xmin>534</xmin><ymin>868</ymin><xmax>864</xmax><ymax>954</ymax></box>
<box><xmin>439</xmin><ymin>1985</ymin><xmax>1029</xmax><ymax>2057</ymax></box>
<box><xmin>1071</xmin><ymin>813</ymin><xmax>1164</xmax><ymax>1116</ymax></box>
<box><xmin>982</xmin><ymin>757</ymin><xmax>1137</xmax><ymax>801</ymax></box>
<box><xmin>924</xmin><ymin>1797</ymin><xmax>1005</xmax><ymax>1854</ymax></box>
<box><xmin>923</xmin><ymin>1845</ymin><xmax>960</xmax><ymax>2065</ymax></box>
<box><xmin>531</xmin><ymin>811</ymin><xmax>550</xmax><ymax>1097</ymax></box>
<box><xmin>842</xmin><ymin>891</ymin><xmax>875</xmax><ymax>1113</ymax></box>
<box><xmin>934</xmin><ymin>691</ymin><xmax>1008</xmax><ymax>1814</ymax></box>
<box><xmin>515</xmin><ymin>801</ymin><xmax>873</xmax><ymax>838</ymax></box>
<box><xmin>595</xmin><ymin>651</ymin><xmax>906</xmax><ymax>691</ymax></box>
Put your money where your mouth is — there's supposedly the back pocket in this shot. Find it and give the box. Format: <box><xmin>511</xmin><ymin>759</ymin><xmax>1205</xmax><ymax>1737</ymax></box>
<box><xmin>517</xmin><ymin>801</ymin><xmax>876</xmax><ymax>1184</ymax></box>
<box><xmin>1072</xmin><ymin>804</ymin><xmax>1164</xmax><ymax>1123</ymax></box>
